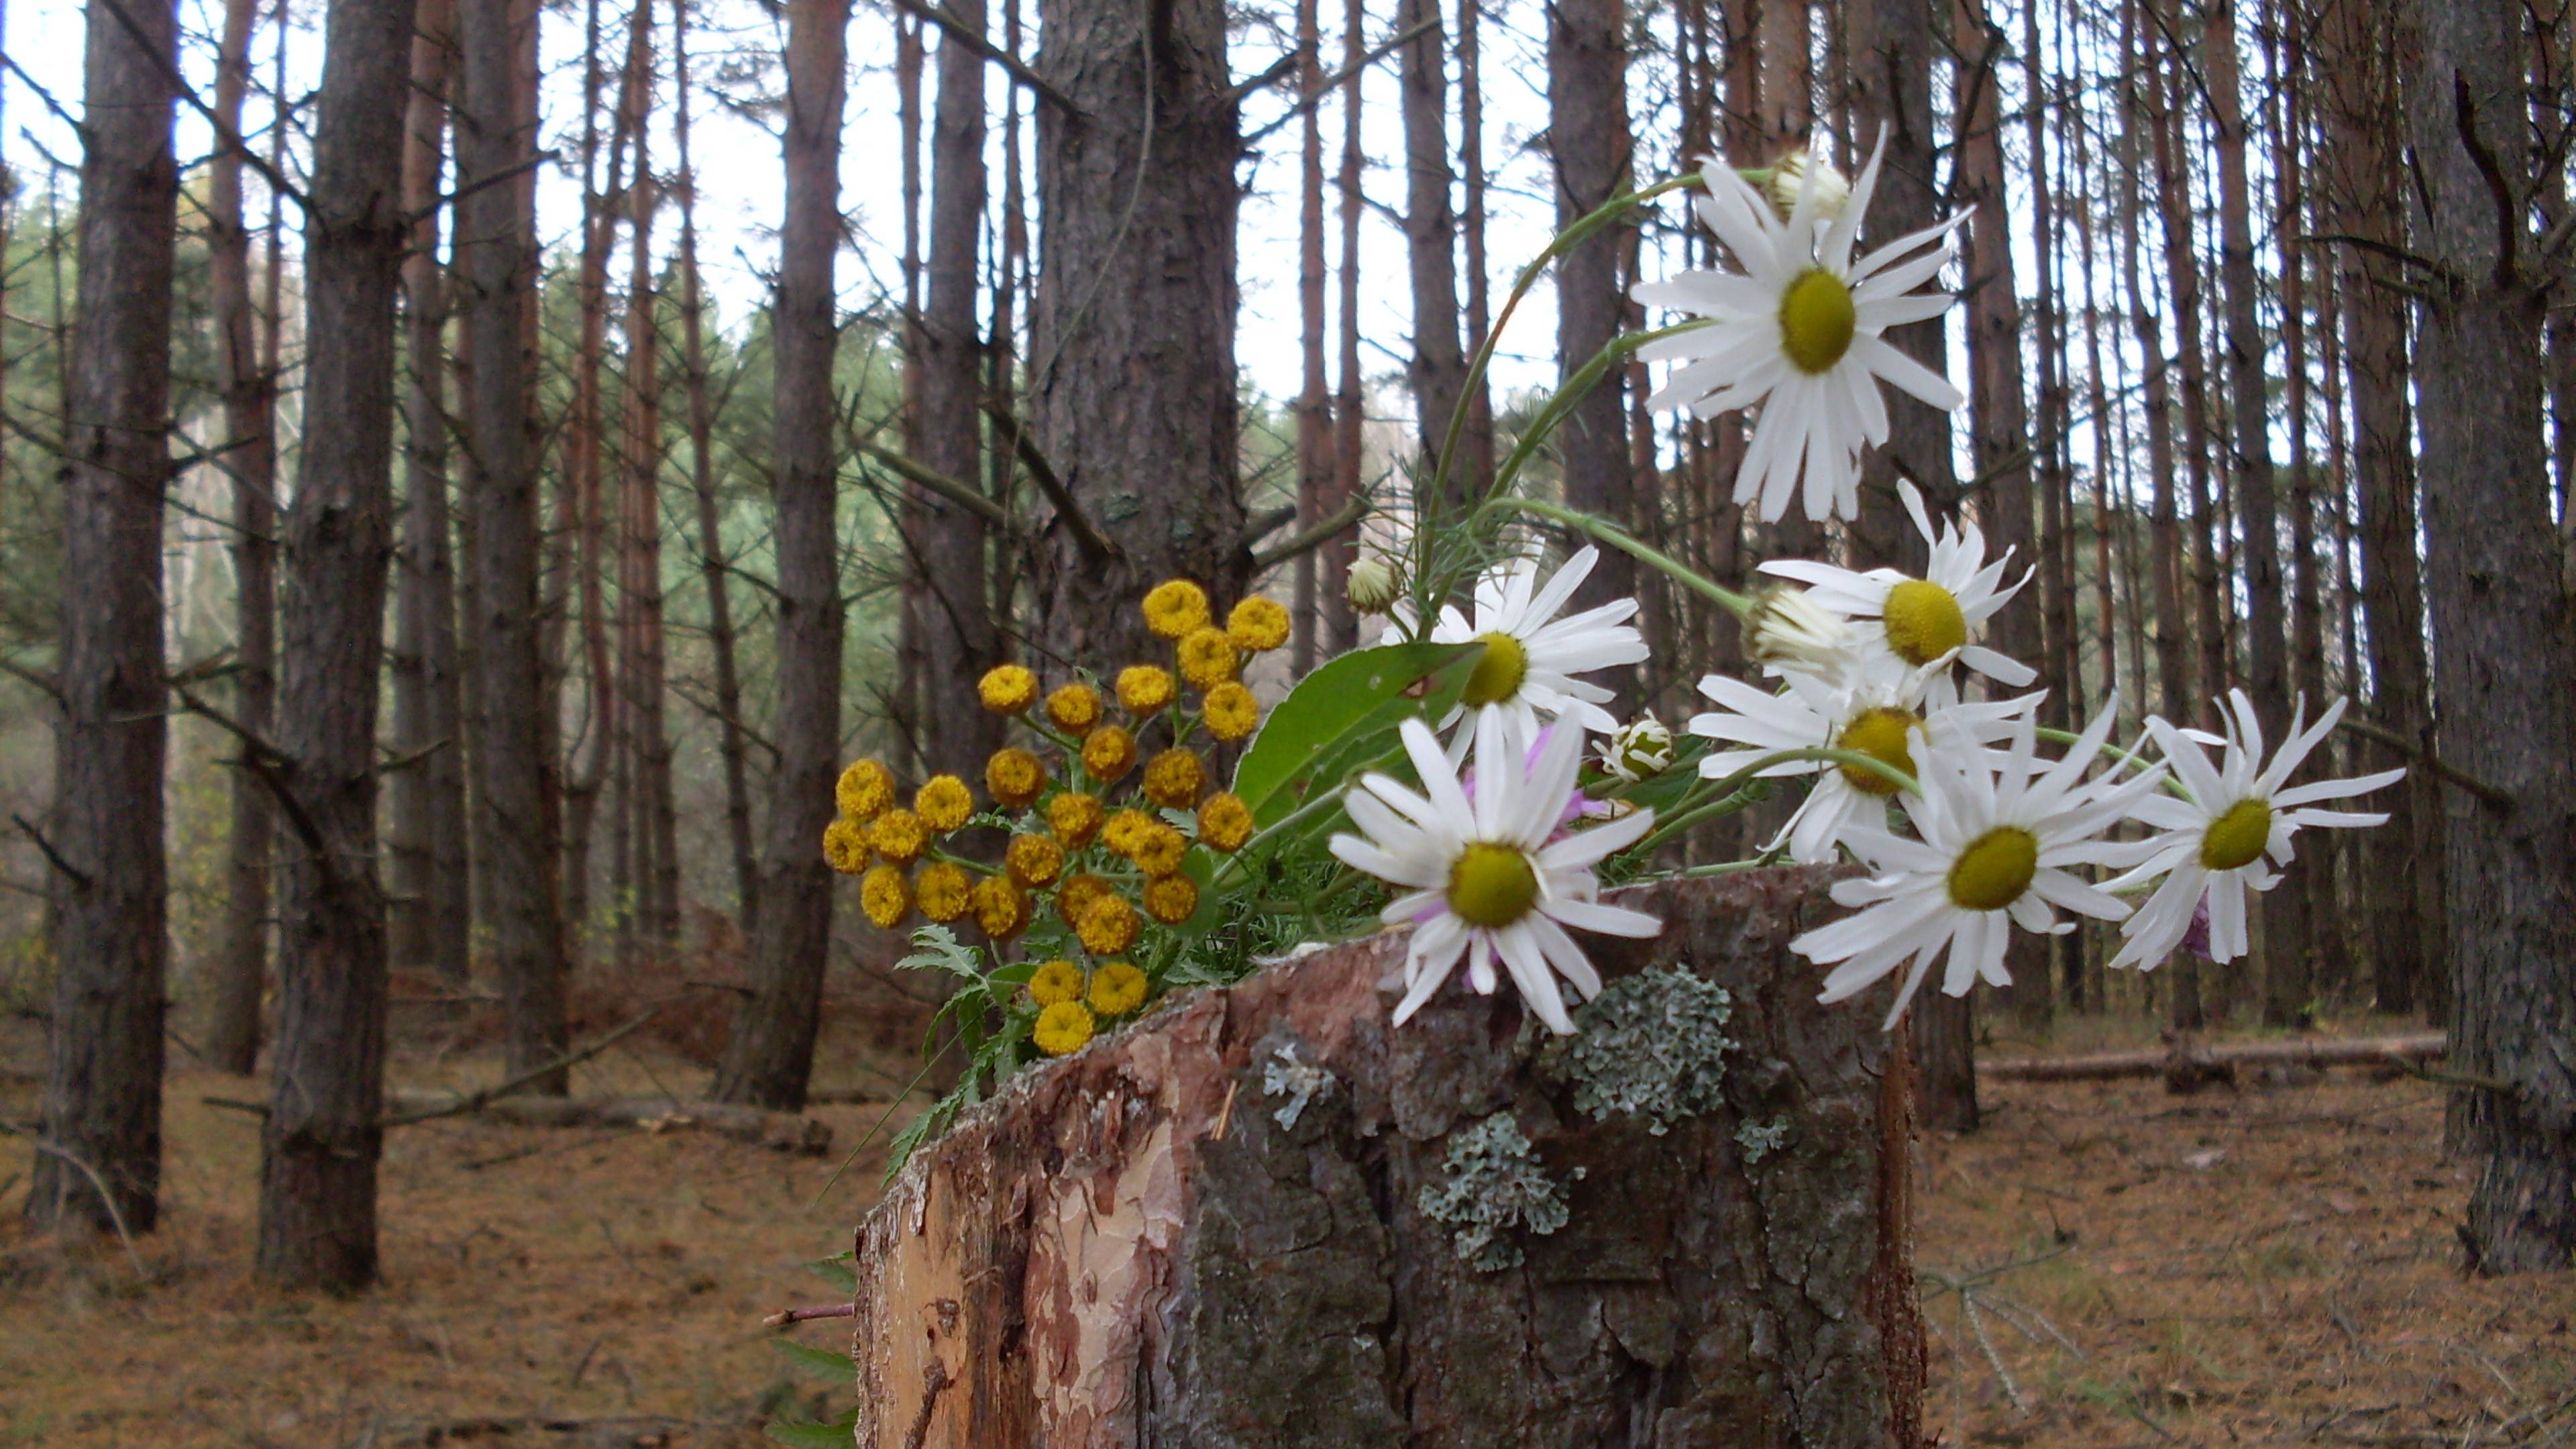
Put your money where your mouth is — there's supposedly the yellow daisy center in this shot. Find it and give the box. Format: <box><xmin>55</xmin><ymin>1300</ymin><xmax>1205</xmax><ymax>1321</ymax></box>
<box><xmin>1778</xmin><ymin>268</ymin><xmax>1858</xmax><ymax>375</ymax></box>
<box><xmin>1462</xmin><ymin>631</ymin><xmax>1529</xmax><ymax>708</ymax></box>
<box><xmin>2198</xmin><ymin>798</ymin><xmax>2273</xmax><ymax>871</ymax></box>
<box><xmin>1448</xmin><ymin>843</ymin><xmax>1539</xmax><ymax>928</ymax></box>
<box><xmin>1833</xmin><ymin>708</ymin><xmax>1918</xmax><ymax>798</ymax></box>
<box><xmin>1882</xmin><ymin>579</ymin><xmax>1968</xmax><ymax>666</ymax></box>
<box><xmin>1947</xmin><ymin>827</ymin><xmax>2039</xmax><ymax>912</ymax></box>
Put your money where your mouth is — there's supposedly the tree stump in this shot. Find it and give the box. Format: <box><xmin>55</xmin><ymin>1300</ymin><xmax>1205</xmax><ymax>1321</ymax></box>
<box><xmin>849</xmin><ymin>867</ymin><xmax>1924</xmax><ymax>1448</ymax></box>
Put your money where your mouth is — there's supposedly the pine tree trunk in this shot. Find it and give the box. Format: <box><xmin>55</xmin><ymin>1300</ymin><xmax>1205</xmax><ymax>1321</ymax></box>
<box><xmin>1291</xmin><ymin>0</ymin><xmax>1334</xmax><ymax>674</ymax></box>
<box><xmin>711</xmin><ymin>0</ymin><xmax>849</xmax><ymax>1111</ymax></box>
<box><xmin>849</xmin><ymin>871</ymin><xmax>1925</xmax><ymax>1448</ymax></box>
<box><xmin>2403</xmin><ymin>0</ymin><xmax>2576</xmax><ymax>1273</ymax></box>
<box><xmin>619</xmin><ymin>0</ymin><xmax>678</xmax><ymax>952</ymax></box>
<box><xmin>918</xmin><ymin>0</ymin><xmax>1000</xmax><ymax>780</ymax></box>
<box><xmin>255</xmin><ymin>0</ymin><xmax>413</xmax><ymax>1293</ymax></box>
<box><xmin>205</xmin><ymin>0</ymin><xmax>280</xmax><ymax>1073</ymax></box>
<box><xmin>30</xmin><ymin>0</ymin><xmax>180</xmax><ymax>1236</ymax></box>
<box><xmin>1456</xmin><ymin>0</ymin><xmax>1495</xmax><ymax>494</ymax></box>
<box><xmin>2316</xmin><ymin>0</ymin><xmax>2440</xmax><ymax>1020</ymax></box>
<box><xmin>1399</xmin><ymin>0</ymin><xmax>1466</xmax><ymax>491</ymax></box>
<box><xmin>458</xmin><ymin>0</ymin><xmax>569</xmax><ymax>1094</ymax></box>
<box><xmin>1328</xmin><ymin>0</ymin><xmax>1364</xmax><ymax>656</ymax></box>
<box><xmin>2148</xmin><ymin>3</ymin><xmax>2225</xmax><ymax>736</ymax></box>
<box><xmin>1029</xmin><ymin>0</ymin><xmax>1244</xmax><ymax>666</ymax></box>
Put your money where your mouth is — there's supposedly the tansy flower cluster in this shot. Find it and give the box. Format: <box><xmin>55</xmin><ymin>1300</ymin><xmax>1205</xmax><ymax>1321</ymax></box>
<box><xmin>826</xmin><ymin>579</ymin><xmax>1284</xmax><ymax>1058</ymax></box>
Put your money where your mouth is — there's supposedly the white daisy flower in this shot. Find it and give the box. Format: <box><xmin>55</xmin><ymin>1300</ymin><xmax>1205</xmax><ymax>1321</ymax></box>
<box><xmin>1384</xmin><ymin>545</ymin><xmax>1648</xmax><ymax>751</ymax></box>
<box><xmin>1743</xmin><ymin>584</ymin><xmax>1860</xmax><ymax>682</ymax></box>
<box><xmin>1633</xmin><ymin>129</ymin><xmax>1967</xmax><ymax>525</ymax></box>
<box><xmin>1328</xmin><ymin>712</ymin><xmax>1662</xmax><ymax>1034</ymax></box>
<box><xmin>1597</xmin><ymin>712</ymin><xmax>1676</xmax><ymax>784</ymax></box>
<box><xmin>1759</xmin><ymin>481</ymin><xmax>2036</xmax><ymax>705</ymax></box>
<box><xmin>1791</xmin><ymin>702</ymin><xmax>2163</xmax><ymax>1028</ymax></box>
<box><xmin>2104</xmin><ymin>691</ymin><xmax>2402</xmax><ymax>972</ymax></box>
<box><xmin>1687</xmin><ymin>654</ymin><xmax>2028</xmax><ymax>866</ymax></box>
<box><xmin>1765</xmin><ymin>146</ymin><xmax>1851</xmax><ymax>223</ymax></box>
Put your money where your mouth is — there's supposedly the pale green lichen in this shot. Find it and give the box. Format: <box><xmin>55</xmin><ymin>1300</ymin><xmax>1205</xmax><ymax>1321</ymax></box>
<box><xmin>1735</xmin><ymin>1116</ymin><xmax>1790</xmax><ymax>1164</ymax></box>
<box><xmin>1553</xmin><ymin>966</ymin><xmax>1736</xmax><ymax>1134</ymax></box>
<box><xmin>1260</xmin><ymin>1040</ymin><xmax>1336</xmax><ymax>1130</ymax></box>
<box><xmin>1415</xmin><ymin>1112</ymin><xmax>1580</xmax><ymax>1272</ymax></box>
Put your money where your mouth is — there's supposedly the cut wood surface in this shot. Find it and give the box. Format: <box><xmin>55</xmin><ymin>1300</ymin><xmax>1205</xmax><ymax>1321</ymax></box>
<box><xmin>1980</xmin><ymin>1033</ymin><xmax>2444</xmax><ymax>1082</ymax></box>
<box><xmin>849</xmin><ymin>867</ymin><xmax>1925</xmax><ymax>1448</ymax></box>
<box><xmin>378</xmin><ymin>1089</ymin><xmax>832</xmax><ymax>1152</ymax></box>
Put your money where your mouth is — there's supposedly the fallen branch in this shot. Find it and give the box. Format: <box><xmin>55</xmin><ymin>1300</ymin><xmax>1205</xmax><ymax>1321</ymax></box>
<box><xmin>1980</xmin><ymin>1033</ymin><xmax>2445</xmax><ymax>1083</ymax></box>
<box><xmin>381</xmin><ymin>1006</ymin><xmax>672</xmax><ymax>1125</ymax></box>
<box><xmin>763</xmin><ymin>1301</ymin><xmax>857</xmax><ymax>1328</ymax></box>
<box><xmin>380</xmin><ymin>1090</ymin><xmax>833</xmax><ymax>1153</ymax></box>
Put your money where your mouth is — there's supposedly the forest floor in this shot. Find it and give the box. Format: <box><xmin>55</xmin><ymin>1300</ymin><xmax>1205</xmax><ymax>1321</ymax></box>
<box><xmin>2</xmin><ymin>1002</ymin><xmax>2569</xmax><ymax>1448</ymax></box>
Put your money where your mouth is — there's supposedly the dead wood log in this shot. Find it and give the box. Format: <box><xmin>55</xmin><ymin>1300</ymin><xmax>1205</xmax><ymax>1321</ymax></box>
<box><xmin>1979</xmin><ymin>1033</ymin><xmax>2445</xmax><ymax>1084</ymax></box>
<box><xmin>380</xmin><ymin>1089</ymin><xmax>832</xmax><ymax>1152</ymax></box>
<box><xmin>848</xmin><ymin>867</ymin><xmax>1925</xmax><ymax>1448</ymax></box>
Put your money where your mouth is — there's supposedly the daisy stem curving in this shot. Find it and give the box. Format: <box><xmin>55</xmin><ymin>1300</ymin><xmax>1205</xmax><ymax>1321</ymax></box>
<box><xmin>1480</xmin><ymin>496</ymin><xmax>1754</xmax><ymax>620</ymax></box>
<box><xmin>1629</xmin><ymin>745</ymin><xmax>1921</xmax><ymax>858</ymax></box>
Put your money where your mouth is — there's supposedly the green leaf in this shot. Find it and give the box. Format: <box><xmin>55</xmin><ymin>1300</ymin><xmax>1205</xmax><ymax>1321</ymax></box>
<box><xmin>763</xmin><ymin>1409</ymin><xmax>859</xmax><ymax>1448</ymax></box>
<box><xmin>1232</xmin><ymin>641</ymin><xmax>1478</xmax><ymax>826</ymax></box>
<box><xmin>896</xmin><ymin>924</ymin><xmax>984</xmax><ymax>981</ymax></box>
<box><xmin>804</xmin><ymin>1254</ymin><xmax>857</xmax><ymax>1294</ymax></box>
<box><xmin>770</xmin><ymin>1337</ymin><xmax>857</xmax><ymax>1384</ymax></box>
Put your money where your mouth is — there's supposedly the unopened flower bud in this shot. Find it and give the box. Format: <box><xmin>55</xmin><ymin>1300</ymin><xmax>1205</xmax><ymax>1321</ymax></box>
<box><xmin>1765</xmin><ymin>146</ymin><xmax>1851</xmax><ymax>224</ymax></box>
<box><xmin>1746</xmin><ymin>584</ymin><xmax>1856</xmax><ymax>678</ymax></box>
<box><xmin>1598</xmin><ymin>714</ymin><xmax>1675</xmax><ymax>784</ymax></box>
<box><xmin>1346</xmin><ymin>556</ymin><xmax>1402</xmax><ymax>615</ymax></box>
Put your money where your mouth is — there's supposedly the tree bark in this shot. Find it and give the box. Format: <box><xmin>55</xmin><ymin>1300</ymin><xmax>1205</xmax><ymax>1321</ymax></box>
<box><xmin>2316</xmin><ymin>0</ymin><xmax>2440</xmax><ymax>1019</ymax></box>
<box><xmin>851</xmin><ymin>871</ymin><xmax>1924</xmax><ymax>1447</ymax></box>
<box><xmin>458</xmin><ymin>0</ymin><xmax>569</xmax><ymax>1093</ymax></box>
<box><xmin>618</xmin><ymin>0</ymin><xmax>678</xmax><ymax>953</ymax></box>
<box><xmin>1291</xmin><ymin>0</ymin><xmax>1334</xmax><ymax>674</ymax></box>
<box><xmin>2148</xmin><ymin>1</ymin><xmax>2226</xmax><ymax>735</ymax></box>
<box><xmin>710</xmin><ymin>0</ymin><xmax>849</xmax><ymax>1112</ymax></box>
<box><xmin>1328</xmin><ymin>0</ymin><xmax>1363</xmax><ymax>655</ymax></box>
<box><xmin>1456</xmin><ymin>0</ymin><xmax>1495</xmax><ymax>494</ymax></box>
<box><xmin>256</xmin><ymin>0</ymin><xmax>414</xmax><ymax>1293</ymax></box>
<box><xmin>30</xmin><ymin>0</ymin><xmax>180</xmax><ymax>1236</ymax></box>
<box><xmin>2402</xmin><ymin>0</ymin><xmax>2576</xmax><ymax>1273</ymax></box>
<box><xmin>206</xmin><ymin>0</ymin><xmax>280</xmax><ymax>1073</ymax></box>
<box><xmin>674</xmin><ymin>0</ymin><xmax>757</xmax><ymax>938</ymax></box>
<box><xmin>1029</xmin><ymin>0</ymin><xmax>1244</xmax><ymax>667</ymax></box>
<box><xmin>1399</xmin><ymin>0</ymin><xmax>1466</xmax><ymax>494</ymax></box>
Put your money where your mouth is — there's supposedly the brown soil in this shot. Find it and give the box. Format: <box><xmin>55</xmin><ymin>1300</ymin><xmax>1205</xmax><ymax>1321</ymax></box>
<box><xmin>3</xmin><ymin>1010</ymin><xmax>2568</xmax><ymax>1448</ymax></box>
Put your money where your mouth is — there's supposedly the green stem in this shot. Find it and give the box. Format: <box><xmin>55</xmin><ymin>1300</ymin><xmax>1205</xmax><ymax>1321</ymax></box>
<box><xmin>1623</xmin><ymin>745</ymin><xmax>1917</xmax><ymax>859</ymax></box>
<box><xmin>1483</xmin><ymin>496</ymin><xmax>1755</xmax><ymax>620</ymax></box>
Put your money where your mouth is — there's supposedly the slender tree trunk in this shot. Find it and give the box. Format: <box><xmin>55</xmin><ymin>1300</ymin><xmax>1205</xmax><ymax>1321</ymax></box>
<box><xmin>206</xmin><ymin>0</ymin><xmax>280</xmax><ymax>1072</ymax></box>
<box><xmin>918</xmin><ymin>0</ymin><xmax>1000</xmax><ymax>779</ymax></box>
<box><xmin>711</xmin><ymin>0</ymin><xmax>849</xmax><ymax>1111</ymax></box>
<box><xmin>1456</xmin><ymin>0</ymin><xmax>1494</xmax><ymax>493</ymax></box>
<box><xmin>1549</xmin><ymin>0</ymin><xmax>1637</xmax><ymax>697</ymax></box>
<box><xmin>2317</xmin><ymin>0</ymin><xmax>2440</xmax><ymax>1020</ymax></box>
<box><xmin>619</xmin><ymin>0</ymin><xmax>677</xmax><ymax>952</ymax></box>
<box><xmin>2147</xmin><ymin>5</ymin><xmax>2225</xmax><ymax>737</ymax></box>
<box><xmin>674</xmin><ymin>0</ymin><xmax>756</xmax><ymax>938</ymax></box>
<box><xmin>894</xmin><ymin>13</ymin><xmax>926</xmax><ymax>772</ymax></box>
<box><xmin>256</xmin><ymin>0</ymin><xmax>413</xmax><ymax>1292</ymax></box>
<box><xmin>1399</xmin><ymin>0</ymin><xmax>1466</xmax><ymax>490</ymax></box>
<box><xmin>458</xmin><ymin>0</ymin><xmax>568</xmax><ymax>1093</ymax></box>
<box><xmin>1326</xmin><ymin>0</ymin><xmax>1363</xmax><ymax>656</ymax></box>
<box><xmin>1292</xmin><ymin>0</ymin><xmax>1335</xmax><ymax>674</ymax></box>
<box><xmin>2404</xmin><ymin>0</ymin><xmax>2576</xmax><ymax>1272</ymax></box>
<box><xmin>1029</xmin><ymin>0</ymin><xmax>1244</xmax><ymax>666</ymax></box>
<box><xmin>30</xmin><ymin>0</ymin><xmax>180</xmax><ymax>1235</ymax></box>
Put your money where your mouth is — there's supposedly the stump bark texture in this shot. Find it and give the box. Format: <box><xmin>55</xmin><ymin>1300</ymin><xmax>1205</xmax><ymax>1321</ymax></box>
<box><xmin>849</xmin><ymin>867</ymin><xmax>1923</xmax><ymax>1448</ymax></box>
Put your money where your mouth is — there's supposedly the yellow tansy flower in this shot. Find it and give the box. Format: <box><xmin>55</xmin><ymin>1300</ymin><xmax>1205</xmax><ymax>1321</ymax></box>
<box><xmin>971</xmin><ymin>875</ymin><xmax>1030</xmax><ymax>939</ymax></box>
<box><xmin>1197</xmin><ymin>792</ymin><xmax>1254</xmax><ymax>853</ymax></box>
<box><xmin>1142</xmin><ymin>748</ymin><xmax>1206</xmax><ymax>809</ymax></box>
<box><xmin>916</xmin><ymin>775</ymin><xmax>974</xmax><ymax>833</ymax></box>
<box><xmin>860</xmin><ymin>865</ymin><xmax>911</xmax><ymax>928</ymax></box>
<box><xmin>822</xmin><ymin>818</ymin><xmax>870</xmax><ymax>875</ymax></box>
<box><xmin>869</xmin><ymin>808</ymin><xmax>928</xmax><ymax>865</ymax></box>
<box><xmin>1130</xmin><ymin>823</ymin><xmax>1188</xmax><ymax>879</ymax></box>
<box><xmin>1032</xmin><ymin>1000</ymin><xmax>1096</xmax><ymax>1057</ymax></box>
<box><xmin>1047</xmin><ymin>791</ymin><xmax>1104</xmax><ymax>848</ymax></box>
<box><xmin>1006</xmin><ymin>833</ymin><xmax>1065</xmax><ymax>889</ymax></box>
<box><xmin>1045</xmin><ymin>682</ymin><xmax>1104</xmax><ymax>735</ymax></box>
<box><xmin>1177</xmin><ymin>627</ymin><xmax>1238</xmax><ymax>689</ymax></box>
<box><xmin>1056</xmin><ymin>872</ymin><xmax>1112</xmax><ymax>928</ymax></box>
<box><xmin>1141</xmin><ymin>579</ymin><xmax>1212</xmax><ymax>640</ymax></box>
<box><xmin>1201</xmin><ymin>682</ymin><xmax>1260</xmax><ymax>743</ymax></box>
<box><xmin>914</xmin><ymin>861</ymin><xmax>973</xmax><ymax>923</ymax></box>
<box><xmin>1028</xmin><ymin>959</ymin><xmax>1086</xmax><ymax>1008</ymax></box>
<box><xmin>1226</xmin><ymin>596</ymin><xmax>1291</xmax><ymax>653</ymax></box>
<box><xmin>1102</xmin><ymin>808</ymin><xmax>1155</xmax><ymax>857</ymax></box>
<box><xmin>835</xmin><ymin>758</ymin><xmax>896</xmax><ymax>820</ymax></box>
<box><xmin>1076</xmin><ymin>894</ymin><xmax>1140</xmax><ymax>955</ymax></box>
<box><xmin>1142</xmin><ymin>873</ymin><xmax>1198</xmax><ymax>925</ymax></box>
<box><xmin>1081</xmin><ymin>725</ymin><xmax>1138</xmax><ymax>784</ymax></box>
<box><xmin>979</xmin><ymin>663</ymin><xmax>1038</xmax><ymax>714</ymax></box>
<box><xmin>1087</xmin><ymin>961</ymin><xmax>1148</xmax><ymax>1016</ymax></box>
<box><xmin>1116</xmin><ymin>664</ymin><xmax>1177</xmax><ymax>715</ymax></box>
<box><xmin>985</xmin><ymin>747</ymin><xmax>1046</xmax><ymax>810</ymax></box>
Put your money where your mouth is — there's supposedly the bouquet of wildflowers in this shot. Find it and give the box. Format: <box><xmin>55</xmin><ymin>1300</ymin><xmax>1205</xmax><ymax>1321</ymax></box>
<box><xmin>830</xmin><ymin>132</ymin><xmax>2402</xmax><ymax>1175</ymax></box>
